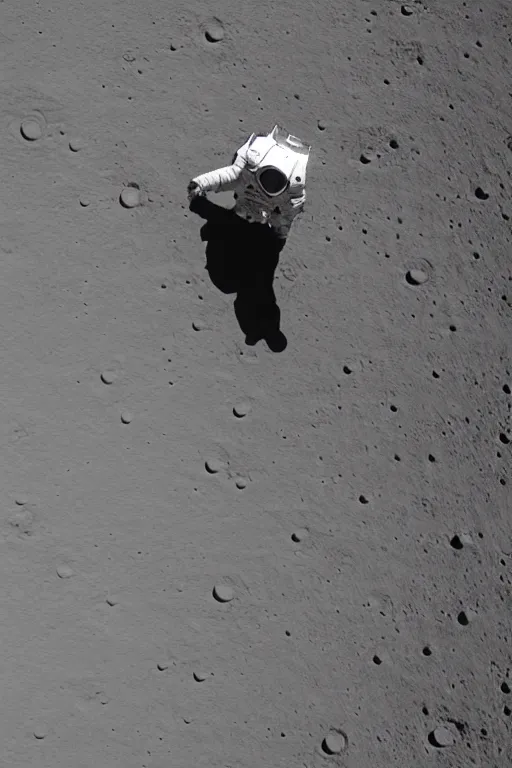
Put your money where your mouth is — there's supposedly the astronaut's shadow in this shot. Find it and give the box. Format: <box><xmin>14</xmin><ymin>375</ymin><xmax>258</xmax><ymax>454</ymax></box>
<box><xmin>189</xmin><ymin>195</ymin><xmax>287</xmax><ymax>352</ymax></box>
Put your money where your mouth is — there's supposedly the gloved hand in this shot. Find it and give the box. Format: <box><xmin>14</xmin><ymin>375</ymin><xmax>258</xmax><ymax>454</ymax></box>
<box><xmin>187</xmin><ymin>180</ymin><xmax>203</xmax><ymax>201</ymax></box>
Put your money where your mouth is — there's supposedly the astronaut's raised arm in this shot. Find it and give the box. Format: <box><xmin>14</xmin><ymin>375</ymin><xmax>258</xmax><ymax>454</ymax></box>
<box><xmin>191</xmin><ymin>157</ymin><xmax>244</xmax><ymax>195</ymax></box>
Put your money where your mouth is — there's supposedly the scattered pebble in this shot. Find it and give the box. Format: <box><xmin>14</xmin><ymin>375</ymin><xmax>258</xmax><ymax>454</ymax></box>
<box><xmin>193</xmin><ymin>671</ymin><xmax>207</xmax><ymax>682</ymax></box>
<box><xmin>212</xmin><ymin>583</ymin><xmax>234</xmax><ymax>603</ymax></box>
<box><xmin>20</xmin><ymin>118</ymin><xmax>42</xmax><ymax>141</ymax></box>
<box><xmin>205</xmin><ymin>457</ymin><xmax>224</xmax><ymax>474</ymax></box>
<box><xmin>474</xmin><ymin>186</ymin><xmax>489</xmax><ymax>200</ymax></box>
<box><xmin>120</xmin><ymin>411</ymin><xmax>133</xmax><ymax>424</ymax></box>
<box><xmin>57</xmin><ymin>564</ymin><xmax>74</xmax><ymax>579</ymax></box>
<box><xmin>429</xmin><ymin>726</ymin><xmax>455</xmax><ymax>748</ymax></box>
<box><xmin>291</xmin><ymin>528</ymin><xmax>308</xmax><ymax>543</ymax></box>
<box><xmin>120</xmin><ymin>186</ymin><xmax>141</xmax><ymax>208</ymax></box>
<box><xmin>322</xmin><ymin>731</ymin><xmax>347</xmax><ymax>755</ymax></box>
<box><xmin>406</xmin><ymin>268</ymin><xmax>428</xmax><ymax>285</ymax></box>
<box><xmin>68</xmin><ymin>137</ymin><xmax>85</xmax><ymax>152</ymax></box>
<box><xmin>157</xmin><ymin>662</ymin><xmax>169</xmax><ymax>671</ymax></box>
<box><xmin>100</xmin><ymin>371</ymin><xmax>116</xmax><ymax>385</ymax></box>
<box><xmin>204</xmin><ymin>19</ymin><xmax>224</xmax><ymax>43</ymax></box>
<box><xmin>33</xmin><ymin>726</ymin><xmax>47</xmax><ymax>740</ymax></box>
<box><xmin>233</xmin><ymin>402</ymin><xmax>251</xmax><ymax>418</ymax></box>
<box><xmin>359</xmin><ymin>151</ymin><xmax>374</xmax><ymax>164</ymax></box>
<box><xmin>235</xmin><ymin>477</ymin><xmax>248</xmax><ymax>490</ymax></box>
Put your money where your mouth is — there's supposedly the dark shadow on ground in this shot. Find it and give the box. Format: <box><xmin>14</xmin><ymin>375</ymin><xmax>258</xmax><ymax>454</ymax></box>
<box><xmin>189</xmin><ymin>195</ymin><xmax>287</xmax><ymax>353</ymax></box>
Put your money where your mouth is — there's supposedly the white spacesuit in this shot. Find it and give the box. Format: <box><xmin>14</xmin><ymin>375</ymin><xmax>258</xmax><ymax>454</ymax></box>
<box><xmin>188</xmin><ymin>125</ymin><xmax>310</xmax><ymax>239</ymax></box>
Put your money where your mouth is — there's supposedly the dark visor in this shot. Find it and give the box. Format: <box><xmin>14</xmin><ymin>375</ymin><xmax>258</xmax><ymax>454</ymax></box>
<box><xmin>258</xmin><ymin>167</ymin><xmax>288</xmax><ymax>196</ymax></box>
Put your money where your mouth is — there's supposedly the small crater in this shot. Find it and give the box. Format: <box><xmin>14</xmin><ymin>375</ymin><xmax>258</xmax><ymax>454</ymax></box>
<box><xmin>457</xmin><ymin>610</ymin><xmax>469</xmax><ymax>626</ymax></box>
<box><xmin>499</xmin><ymin>432</ymin><xmax>510</xmax><ymax>445</ymax></box>
<box><xmin>343</xmin><ymin>365</ymin><xmax>352</xmax><ymax>375</ymax></box>
<box><xmin>373</xmin><ymin>655</ymin><xmax>382</xmax><ymax>665</ymax></box>
<box><xmin>501</xmin><ymin>681</ymin><xmax>511</xmax><ymax>695</ymax></box>
<box><xmin>401</xmin><ymin>4</ymin><xmax>414</xmax><ymax>15</ymax></box>
<box><xmin>389</xmin><ymin>138</ymin><xmax>399</xmax><ymax>149</ymax></box>
<box><xmin>450</xmin><ymin>535</ymin><xmax>463</xmax><ymax>550</ymax></box>
<box><xmin>359</xmin><ymin>152</ymin><xmax>373</xmax><ymax>164</ymax></box>
<box><xmin>422</xmin><ymin>646</ymin><xmax>432</xmax><ymax>656</ymax></box>
<box><xmin>359</xmin><ymin>495</ymin><xmax>369</xmax><ymax>504</ymax></box>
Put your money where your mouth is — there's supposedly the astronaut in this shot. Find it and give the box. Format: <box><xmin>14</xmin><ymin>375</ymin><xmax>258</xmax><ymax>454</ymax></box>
<box><xmin>187</xmin><ymin>125</ymin><xmax>310</xmax><ymax>240</ymax></box>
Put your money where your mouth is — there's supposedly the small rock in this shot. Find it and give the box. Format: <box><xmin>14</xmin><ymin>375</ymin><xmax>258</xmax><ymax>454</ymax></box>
<box><xmin>157</xmin><ymin>662</ymin><xmax>169</xmax><ymax>671</ymax></box>
<box><xmin>204</xmin><ymin>20</ymin><xmax>224</xmax><ymax>43</ymax></box>
<box><xmin>359</xmin><ymin>151</ymin><xmax>375</xmax><ymax>164</ymax></box>
<box><xmin>233</xmin><ymin>402</ymin><xmax>251</xmax><ymax>418</ymax></box>
<box><xmin>106</xmin><ymin>596</ymin><xmax>118</xmax><ymax>606</ymax></box>
<box><xmin>235</xmin><ymin>477</ymin><xmax>247</xmax><ymax>490</ymax></box>
<box><xmin>193</xmin><ymin>670</ymin><xmax>207</xmax><ymax>682</ymax></box>
<box><xmin>14</xmin><ymin>496</ymin><xmax>28</xmax><ymax>506</ymax></box>
<box><xmin>406</xmin><ymin>268</ymin><xmax>428</xmax><ymax>285</ymax></box>
<box><xmin>429</xmin><ymin>726</ymin><xmax>455</xmax><ymax>748</ymax></box>
<box><xmin>57</xmin><ymin>564</ymin><xmax>74</xmax><ymax>579</ymax></box>
<box><xmin>401</xmin><ymin>4</ymin><xmax>414</xmax><ymax>15</ymax></box>
<box><xmin>120</xmin><ymin>186</ymin><xmax>141</xmax><ymax>208</ymax></box>
<box><xmin>192</xmin><ymin>320</ymin><xmax>204</xmax><ymax>331</ymax></box>
<box><xmin>101</xmin><ymin>371</ymin><xmax>116</xmax><ymax>385</ymax></box>
<box><xmin>68</xmin><ymin>137</ymin><xmax>85</xmax><ymax>152</ymax></box>
<box><xmin>291</xmin><ymin>528</ymin><xmax>308</xmax><ymax>543</ymax></box>
<box><xmin>317</xmin><ymin>119</ymin><xmax>327</xmax><ymax>131</ymax></box>
<box><xmin>205</xmin><ymin>458</ymin><xmax>224</xmax><ymax>474</ymax></box>
<box><xmin>213</xmin><ymin>584</ymin><xmax>234</xmax><ymax>603</ymax></box>
<box><xmin>20</xmin><ymin>118</ymin><xmax>42</xmax><ymax>141</ymax></box>
<box><xmin>79</xmin><ymin>197</ymin><xmax>90</xmax><ymax>207</ymax></box>
<box><xmin>474</xmin><ymin>186</ymin><xmax>489</xmax><ymax>200</ymax></box>
<box><xmin>33</xmin><ymin>726</ymin><xmax>47</xmax><ymax>740</ymax></box>
<box><xmin>322</xmin><ymin>731</ymin><xmax>347</xmax><ymax>755</ymax></box>
<box><xmin>120</xmin><ymin>411</ymin><xmax>133</xmax><ymax>424</ymax></box>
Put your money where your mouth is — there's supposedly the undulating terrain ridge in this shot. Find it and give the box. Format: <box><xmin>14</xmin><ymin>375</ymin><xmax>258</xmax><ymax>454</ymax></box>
<box><xmin>0</xmin><ymin>0</ymin><xmax>510</xmax><ymax>766</ymax></box>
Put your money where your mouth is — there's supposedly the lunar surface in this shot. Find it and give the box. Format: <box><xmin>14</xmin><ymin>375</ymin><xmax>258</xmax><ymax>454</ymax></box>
<box><xmin>0</xmin><ymin>0</ymin><xmax>510</xmax><ymax>766</ymax></box>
